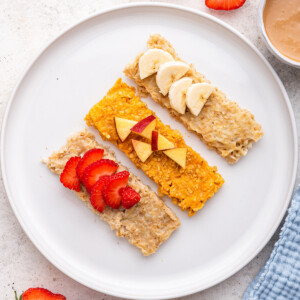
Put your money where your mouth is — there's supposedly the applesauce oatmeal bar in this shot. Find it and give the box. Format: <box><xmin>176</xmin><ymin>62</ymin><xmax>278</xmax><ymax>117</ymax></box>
<box><xmin>44</xmin><ymin>130</ymin><xmax>180</xmax><ymax>256</ymax></box>
<box><xmin>85</xmin><ymin>79</ymin><xmax>224</xmax><ymax>216</ymax></box>
<box><xmin>124</xmin><ymin>34</ymin><xmax>264</xmax><ymax>164</ymax></box>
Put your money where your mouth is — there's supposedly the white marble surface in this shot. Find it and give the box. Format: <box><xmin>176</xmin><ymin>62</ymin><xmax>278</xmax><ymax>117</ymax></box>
<box><xmin>0</xmin><ymin>0</ymin><xmax>299</xmax><ymax>299</ymax></box>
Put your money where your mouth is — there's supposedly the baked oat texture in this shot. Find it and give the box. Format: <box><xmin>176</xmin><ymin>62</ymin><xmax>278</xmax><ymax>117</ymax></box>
<box><xmin>44</xmin><ymin>130</ymin><xmax>180</xmax><ymax>256</ymax></box>
<box><xmin>124</xmin><ymin>34</ymin><xmax>264</xmax><ymax>164</ymax></box>
<box><xmin>85</xmin><ymin>79</ymin><xmax>224</xmax><ymax>216</ymax></box>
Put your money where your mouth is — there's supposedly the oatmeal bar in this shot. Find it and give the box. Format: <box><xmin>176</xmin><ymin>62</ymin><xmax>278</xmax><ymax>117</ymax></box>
<box><xmin>44</xmin><ymin>130</ymin><xmax>180</xmax><ymax>256</ymax></box>
<box><xmin>124</xmin><ymin>34</ymin><xmax>264</xmax><ymax>164</ymax></box>
<box><xmin>85</xmin><ymin>79</ymin><xmax>224</xmax><ymax>216</ymax></box>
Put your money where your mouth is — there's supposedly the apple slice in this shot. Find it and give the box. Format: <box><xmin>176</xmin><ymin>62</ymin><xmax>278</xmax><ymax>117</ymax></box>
<box><xmin>163</xmin><ymin>148</ymin><xmax>187</xmax><ymax>168</ymax></box>
<box><xmin>132</xmin><ymin>139</ymin><xmax>153</xmax><ymax>162</ymax></box>
<box><xmin>115</xmin><ymin>117</ymin><xmax>137</xmax><ymax>142</ymax></box>
<box><xmin>152</xmin><ymin>131</ymin><xmax>175</xmax><ymax>151</ymax></box>
<box><xmin>130</xmin><ymin>115</ymin><xmax>156</xmax><ymax>140</ymax></box>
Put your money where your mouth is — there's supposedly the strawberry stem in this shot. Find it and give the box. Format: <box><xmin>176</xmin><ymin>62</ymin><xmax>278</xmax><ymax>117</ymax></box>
<box><xmin>14</xmin><ymin>291</ymin><xmax>23</xmax><ymax>300</ymax></box>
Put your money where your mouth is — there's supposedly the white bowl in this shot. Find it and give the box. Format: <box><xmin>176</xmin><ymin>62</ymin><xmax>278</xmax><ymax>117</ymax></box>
<box><xmin>258</xmin><ymin>0</ymin><xmax>300</xmax><ymax>68</ymax></box>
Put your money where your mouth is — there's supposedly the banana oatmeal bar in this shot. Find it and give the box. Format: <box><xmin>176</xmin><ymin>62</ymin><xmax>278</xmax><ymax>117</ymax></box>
<box><xmin>44</xmin><ymin>130</ymin><xmax>180</xmax><ymax>256</ymax></box>
<box><xmin>124</xmin><ymin>34</ymin><xmax>263</xmax><ymax>164</ymax></box>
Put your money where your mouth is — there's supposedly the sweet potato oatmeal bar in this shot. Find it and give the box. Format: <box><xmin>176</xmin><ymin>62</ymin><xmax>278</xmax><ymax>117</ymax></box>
<box><xmin>44</xmin><ymin>130</ymin><xmax>180</xmax><ymax>256</ymax></box>
<box><xmin>124</xmin><ymin>34</ymin><xmax>264</xmax><ymax>164</ymax></box>
<box><xmin>85</xmin><ymin>79</ymin><xmax>224</xmax><ymax>216</ymax></box>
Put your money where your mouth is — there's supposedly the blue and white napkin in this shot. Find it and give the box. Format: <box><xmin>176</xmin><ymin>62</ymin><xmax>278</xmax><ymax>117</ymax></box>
<box><xmin>243</xmin><ymin>185</ymin><xmax>300</xmax><ymax>300</ymax></box>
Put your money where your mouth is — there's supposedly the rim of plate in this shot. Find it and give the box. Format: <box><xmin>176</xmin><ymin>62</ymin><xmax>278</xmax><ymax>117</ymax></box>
<box><xmin>1</xmin><ymin>2</ymin><xmax>298</xmax><ymax>299</ymax></box>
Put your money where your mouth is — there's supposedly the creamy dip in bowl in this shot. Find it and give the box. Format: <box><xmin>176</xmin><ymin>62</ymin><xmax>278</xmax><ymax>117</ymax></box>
<box><xmin>258</xmin><ymin>0</ymin><xmax>300</xmax><ymax>68</ymax></box>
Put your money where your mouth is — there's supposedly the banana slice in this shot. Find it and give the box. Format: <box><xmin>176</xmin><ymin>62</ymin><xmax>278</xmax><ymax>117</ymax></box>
<box><xmin>186</xmin><ymin>83</ymin><xmax>215</xmax><ymax>116</ymax></box>
<box><xmin>139</xmin><ymin>49</ymin><xmax>174</xmax><ymax>80</ymax></box>
<box><xmin>169</xmin><ymin>77</ymin><xmax>193</xmax><ymax>114</ymax></box>
<box><xmin>156</xmin><ymin>61</ymin><xmax>190</xmax><ymax>96</ymax></box>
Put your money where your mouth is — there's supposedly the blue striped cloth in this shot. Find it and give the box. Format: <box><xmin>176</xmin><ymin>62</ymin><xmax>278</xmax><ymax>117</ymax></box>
<box><xmin>243</xmin><ymin>185</ymin><xmax>300</xmax><ymax>300</ymax></box>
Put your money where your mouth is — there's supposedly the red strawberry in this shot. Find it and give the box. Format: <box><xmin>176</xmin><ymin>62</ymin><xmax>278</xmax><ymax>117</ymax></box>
<box><xmin>82</xmin><ymin>159</ymin><xmax>118</xmax><ymax>192</ymax></box>
<box><xmin>22</xmin><ymin>287</ymin><xmax>66</xmax><ymax>300</ymax></box>
<box><xmin>103</xmin><ymin>171</ymin><xmax>130</xmax><ymax>209</ymax></box>
<box><xmin>60</xmin><ymin>156</ymin><xmax>81</xmax><ymax>192</ymax></box>
<box><xmin>121</xmin><ymin>186</ymin><xmax>141</xmax><ymax>209</ymax></box>
<box><xmin>90</xmin><ymin>176</ymin><xmax>111</xmax><ymax>213</ymax></box>
<box><xmin>76</xmin><ymin>148</ymin><xmax>104</xmax><ymax>180</ymax></box>
<box><xmin>205</xmin><ymin>0</ymin><xmax>246</xmax><ymax>10</ymax></box>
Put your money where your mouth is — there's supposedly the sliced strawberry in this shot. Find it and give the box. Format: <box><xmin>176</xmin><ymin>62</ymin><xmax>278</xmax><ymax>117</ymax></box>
<box><xmin>76</xmin><ymin>148</ymin><xmax>104</xmax><ymax>180</ymax></box>
<box><xmin>121</xmin><ymin>186</ymin><xmax>141</xmax><ymax>209</ymax></box>
<box><xmin>22</xmin><ymin>287</ymin><xmax>66</xmax><ymax>300</ymax></box>
<box><xmin>90</xmin><ymin>176</ymin><xmax>111</xmax><ymax>213</ymax></box>
<box><xmin>82</xmin><ymin>159</ymin><xmax>118</xmax><ymax>192</ymax></box>
<box><xmin>60</xmin><ymin>156</ymin><xmax>81</xmax><ymax>192</ymax></box>
<box><xmin>103</xmin><ymin>171</ymin><xmax>130</xmax><ymax>209</ymax></box>
<box><xmin>205</xmin><ymin>0</ymin><xmax>246</xmax><ymax>10</ymax></box>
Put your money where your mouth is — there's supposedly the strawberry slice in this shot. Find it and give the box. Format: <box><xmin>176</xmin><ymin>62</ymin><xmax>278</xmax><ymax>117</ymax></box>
<box><xmin>22</xmin><ymin>287</ymin><xmax>66</xmax><ymax>300</ymax></box>
<box><xmin>90</xmin><ymin>176</ymin><xmax>111</xmax><ymax>213</ymax></box>
<box><xmin>103</xmin><ymin>171</ymin><xmax>130</xmax><ymax>209</ymax></box>
<box><xmin>76</xmin><ymin>148</ymin><xmax>104</xmax><ymax>180</ymax></box>
<box><xmin>205</xmin><ymin>0</ymin><xmax>246</xmax><ymax>10</ymax></box>
<box><xmin>60</xmin><ymin>156</ymin><xmax>81</xmax><ymax>192</ymax></box>
<box><xmin>121</xmin><ymin>186</ymin><xmax>141</xmax><ymax>209</ymax></box>
<box><xmin>82</xmin><ymin>159</ymin><xmax>118</xmax><ymax>192</ymax></box>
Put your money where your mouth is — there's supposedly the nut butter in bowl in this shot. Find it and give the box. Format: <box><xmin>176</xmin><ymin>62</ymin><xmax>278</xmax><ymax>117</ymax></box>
<box><xmin>258</xmin><ymin>0</ymin><xmax>300</xmax><ymax>68</ymax></box>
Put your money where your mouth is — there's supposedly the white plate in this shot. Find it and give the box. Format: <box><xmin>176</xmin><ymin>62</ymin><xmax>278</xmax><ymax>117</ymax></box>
<box><xmin>1</xmin><ymin>3</ymin><xmax>298</xmax><ymax>299</ymax></box>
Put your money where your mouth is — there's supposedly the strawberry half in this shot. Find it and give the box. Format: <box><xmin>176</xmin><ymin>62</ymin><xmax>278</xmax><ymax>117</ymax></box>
<box><xmin>205</xmin><ymin>0</ymin><xmax>246</xmax><ymax>10</ymax></box>
<box><xmin>60</xmin><ymin>156</ymin><xmax>81</xmax><ymax>192</ymax></box>
<box><xmin>76</xmin><ymin>148</ymin><xmax>104</xmax><ymax>180</ymax></box>
<box><xmin>103</xmin><ymin>171</ymin><xmax>130</xmax><ymax>209</ymax></box>
<box><xmin>22</xmin><ymin>287</ymin><xmax>66</xmax><ymax>300</ymax></box>
<box><xmin>82</xmin><ymin>159</ymin><xmax>118</xmax><ymax>192</ymax></box>
<box><xmin>90</xmin><ymin>175</ymin><xmax>111</xmax><ymax>213</ymax></box>
<box><xmin>121</xmin><ymin>186</ymin><xmax>141</xmax><ymax>209</ymax></box>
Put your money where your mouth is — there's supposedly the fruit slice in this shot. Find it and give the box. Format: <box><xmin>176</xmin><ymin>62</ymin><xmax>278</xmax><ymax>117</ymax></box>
<box><xmin>60</xmin><ymin>156</ymin><xmax>81</xmax><ymax>192</ymax></box>
<box><xmin>139</xmin><ymin>49</ymin><xmax>174</xmax><ymax>79</ymax></box>
<box><xmin>76</xmin><ymin>148</ymin><xmax>104</xmax><ymax>180</ymax></box>
<box><xmin>130</xmin><ymin>115</ymin><xmax>156</xmax><ymax>139</ymax></box>
<box><xmin>169</xmin><ymin>77</ymin><xmax>193</xmax><ymax>114</ymax></box>
<box><xmin>163</xmin><ymin>148</ymin><xmax>187</xmax><ymax>168</ymax></box>
<box><xmin>151</xmin><ymin>131</ymin><xmax>175</xmax><ymax>151</ymax></box>
<box><xmin>90</xmin><ymin>175</ymin><xmax>111</xmax><ymax>213</ymax></box>
<box><xmin>82</xmin><ymin>159</ymin><xmax>118</xmax><ymax>192</ymax></box>
<box><xmin>121</xmin><ymin>186</ymin><xmax>141</xmax><ymax>209</ymax></box>
<box><xmin>114</xmin><ymin>117</ymin><xmax>137</xmax><ymax>142</ymax></box>
<box><xmin>156</xmin><ymin>61</ymin><xmax>190</xmax><ymax>96</ymax></box>
<box><xmin>186</xmin><ymin>83</ymin><xmax>215</xmax><ymax>116</ymax></box>
<box><xmin>132</xmin><ymin>139</ymin><xmax>153</xmax><ymax>162</ymax></box>
<box><xmin>103</xmin><ymin>171</ymin><xmax>130</xmax><ymax>209</ymax></box>
<box><xmin>205</xmin><ymin>0</ymin><xmax>246</xmax><ymax>10</ymax></box>
<box><xmin>22</xmin><ymin>287</ymin><xmax>66</xmax><ymax>300</ymax></box>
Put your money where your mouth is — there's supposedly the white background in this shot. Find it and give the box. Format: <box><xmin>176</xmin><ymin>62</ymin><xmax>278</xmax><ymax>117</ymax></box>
<box><xmin>0</xmin><ymin>0</ymin><xmax>299</xmax><ymax>299</ymax></box>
